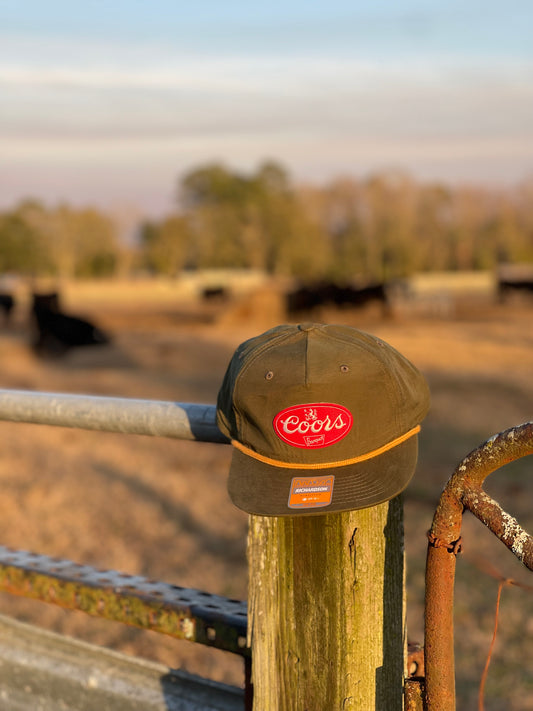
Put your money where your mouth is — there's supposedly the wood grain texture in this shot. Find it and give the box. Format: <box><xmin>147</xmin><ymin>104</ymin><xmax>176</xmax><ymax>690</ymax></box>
<box><xmin>248</xmin><ymin>496</ymin><xmax>405</xmax><ymax>710</ymax></box>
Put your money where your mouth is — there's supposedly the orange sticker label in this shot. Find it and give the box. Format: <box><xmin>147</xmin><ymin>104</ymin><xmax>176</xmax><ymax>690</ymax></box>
<box><xmin>288</xmin><ymin>475</ymin><xmax>334</xmax><ymax>509</ymax></box>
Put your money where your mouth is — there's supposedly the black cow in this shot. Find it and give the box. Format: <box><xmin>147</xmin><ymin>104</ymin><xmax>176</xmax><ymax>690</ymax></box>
<box><xmin>202</xmin><ymin>286</ymin><xmax>229</xmax><ymax>301</ymax></box>
<box><xmin>31</xmin><ymin>293</ymin><xmax>110</xmax><ymax>356</ymax></box>
<box><xmin>287</xmin><ymin>281</ymin><xmax>389</xmax><ymax>316</ymax></box>
<box><xmin>32</xmin><ymin>292</ymin><xmax>61</xmax><ymax>313</ymax></box>
<box><xmin>498</xmin><ymin>278</ymin><xmax>533</xmax><ymax>302</ymax></box>
<box><xmin>0</xmin><ymin>293</ymin><xmax>15</xmax><ymax>323</ymax></box>
<box><xmin>496</xmin><ymin>264</ymin><xmax>533</xmax><ymax>303</ymax></box>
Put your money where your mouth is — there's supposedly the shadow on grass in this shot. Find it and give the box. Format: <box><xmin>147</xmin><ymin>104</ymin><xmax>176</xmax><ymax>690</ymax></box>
<box><xmin>91</xmin><ymin>460</ymin><xmax>247</xmax><ymax>571</ymax></box>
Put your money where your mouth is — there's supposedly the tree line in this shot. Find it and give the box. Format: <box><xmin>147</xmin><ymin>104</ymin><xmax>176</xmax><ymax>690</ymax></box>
<box><xmin>0</xmin><ymin>200</ymin><xmax>121</xmax><ymax>278</ymax></box>
<box><xmin>2</xmin><ymin>163</ymin><xmax>532</xmax><ymax>282</ymax></box>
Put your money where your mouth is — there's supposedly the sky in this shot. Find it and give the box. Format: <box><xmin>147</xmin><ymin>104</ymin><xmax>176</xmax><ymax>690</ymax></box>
<box><xmin>1</xmin><ymin>0</ymin><xmax>532</xmax><ymax>218</ymax></box>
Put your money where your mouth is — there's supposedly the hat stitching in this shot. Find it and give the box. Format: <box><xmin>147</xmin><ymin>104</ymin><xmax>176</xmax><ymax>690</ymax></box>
<box><xmin>231</xmin><ymin>327</ymin><xmax>297</xmax><ymax>442</ymax></box>
<box><xmin>304</xmin><ymin>329</ymin><xmax>310</xmax><ymax>386</ymax></box>
<box><xmin>312</xmin><ymin>326</ymin><xmax>403</xmax><ymax>439</ymax></box>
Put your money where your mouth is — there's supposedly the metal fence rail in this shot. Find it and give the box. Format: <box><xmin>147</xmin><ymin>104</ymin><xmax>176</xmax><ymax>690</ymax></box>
<box><xmin>0</xmin><ymin>545</ymin><xmax>248</xmax><ymax>657</ymax></box>
<box><xmin>7</xmin><ymin>388</ymin><xmax>531</xmax><ymax>709</ymax></box>
<box><xmin>0</xmin><ymin>389</ymin><xmax>229</xmax><ymax>443</ymax></box>
<box><xmin>0</xmin><ymin>389</ymin><xmax>248</xmax><ymax>651</ymax></box>
<box><xmin>0</xmin><ymin>387</ymin><xmax>252</xmax><ymax>709</ymax></box>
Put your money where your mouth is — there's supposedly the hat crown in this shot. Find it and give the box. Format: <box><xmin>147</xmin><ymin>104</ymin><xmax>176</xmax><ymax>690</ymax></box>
<box><xmin>217</xmin><ymin>323</ymin><xmax>429</xmax><ymax>464</ymax></box>
<box><xmin>216</xmin><ymin>323</ymin><xmax>430</xmax><ymax>516</ymax></box>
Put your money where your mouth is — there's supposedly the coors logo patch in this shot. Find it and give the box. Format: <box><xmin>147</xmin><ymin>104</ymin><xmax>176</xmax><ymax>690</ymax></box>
<box><xmin>273</xmin><ymin>403</ymin><xmax>353</xmax><ymax>449</ymax></box>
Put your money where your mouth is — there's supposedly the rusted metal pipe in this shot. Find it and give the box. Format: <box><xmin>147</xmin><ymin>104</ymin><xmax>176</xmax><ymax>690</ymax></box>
<box><xmin>0</xmin><ymin>389</ymin><xmax>229</xmax><ymax>443</ymax></box>
<box><xmin>405</xmin><ymin>679</ymin><xmax>425</xmax><ymax>711</ymax></box>
<box><xmin>0</xmin><ymin>545</ymin><xmax>248</xmax><ymax>656</ymax></box>
<box><xmin>424</xmin><ymin>421</ymin><xmax>533</xmax><ymax>711</ymax></box>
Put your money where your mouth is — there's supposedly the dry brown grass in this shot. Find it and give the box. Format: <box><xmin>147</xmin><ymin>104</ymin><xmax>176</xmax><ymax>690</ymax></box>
<box><xmin>0</xmin><ymin>278</ymin><xmax>532</xmax><ymax>708</ymax></box>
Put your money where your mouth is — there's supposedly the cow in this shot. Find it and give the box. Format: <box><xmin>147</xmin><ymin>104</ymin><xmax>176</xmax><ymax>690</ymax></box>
<box><xmin>498</xmin><ymin>278</ymin><xmax>533</xmax><ymax>302</ymax></box>
<box><xmin>32</xmin><ymin>292</ymin><xmax>61</xmax><ymax>313</ymax></box>
<box><xmin>496</xmin><ymin>264</ymin><xmax>533</xmax><ymax>304</ymax></box>
<box><xmin>31</xmin><ymin>293</ymin><xmax>110</xmax><ymax>356</ymax></box>
<box><xmin>0</xmin><ymin>294</ymin><xmax>15</xmax><ymax>323</ymax></box>
<box><xmin>202</xmin><ymin>286</ymin><xmax>229</xmax><ymax>301</ymax></box>
<box><xmin>286</xmin><ymin>281</ymin><xmax>389</xmax><ymax>316</ymax></box>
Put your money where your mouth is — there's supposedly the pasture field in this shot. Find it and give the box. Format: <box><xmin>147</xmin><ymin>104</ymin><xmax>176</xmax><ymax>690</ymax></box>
<box><xmin>0</xmin><ymin>274</ymin><xmax>532</xmax><ymax>709</ymax></box>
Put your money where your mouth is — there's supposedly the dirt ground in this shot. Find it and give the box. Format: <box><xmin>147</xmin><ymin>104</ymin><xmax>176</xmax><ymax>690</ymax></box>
<box><xmin>0</xmin><ymin>281</ymin><xmax>532</xmax><ymax>710</ymax></box>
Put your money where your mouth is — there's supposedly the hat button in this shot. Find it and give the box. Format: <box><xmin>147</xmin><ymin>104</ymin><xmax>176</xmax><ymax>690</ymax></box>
<box><xmin>298</xmin><ymin>323</ymin><xmax>320</xmax><ymax>332</ymax></box>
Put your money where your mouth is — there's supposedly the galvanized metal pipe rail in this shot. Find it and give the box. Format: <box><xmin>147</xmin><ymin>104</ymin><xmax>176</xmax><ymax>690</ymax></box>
<box><xmin>424</xmin><ymin>421</ymin><xmax>533</xmax><ymax>711</ymax></box>
<box><xmin>0</xmin><ymin>388</ymin><xmax>229</xmax><ymax>443</ymax></box>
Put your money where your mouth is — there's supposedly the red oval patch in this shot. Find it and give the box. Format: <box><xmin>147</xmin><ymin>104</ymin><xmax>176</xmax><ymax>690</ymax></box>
<box><xmin>273</xmin><ymin>403</ymin><xmax>353</xmax><ymax>449</ymax></box>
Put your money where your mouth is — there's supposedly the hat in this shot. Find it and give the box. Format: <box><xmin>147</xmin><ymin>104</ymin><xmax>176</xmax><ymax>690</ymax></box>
<box><xmin>216</xmin><ymin>323</ymin><xmax>430</xmax><ymax>516</ymax></box>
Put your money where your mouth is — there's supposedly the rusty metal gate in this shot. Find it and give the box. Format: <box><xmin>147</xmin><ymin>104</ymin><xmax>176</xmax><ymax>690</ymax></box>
<box><xmin>423</xmin><ymin>421</ymin><xmax>533</xmax><ymax>711</ymax></box>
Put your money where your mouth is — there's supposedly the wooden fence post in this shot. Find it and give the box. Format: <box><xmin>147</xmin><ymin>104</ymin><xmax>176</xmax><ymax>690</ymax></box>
<box><xmin>247</xmin><ymin>495</ymin><xmax>406</xmax><ymax>710</ymax></box>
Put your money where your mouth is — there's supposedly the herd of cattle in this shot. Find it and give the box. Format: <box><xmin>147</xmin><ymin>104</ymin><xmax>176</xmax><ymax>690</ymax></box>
<box><xmin>286</xmin><ymin>281</ymin><xmax>390</xmax><ymax>316</ymax></box>
<box><xmin>0</xmin><ymin>291</ymin><xmax>110</xmax><ymax>357</ymax></box>
<box><xmin>0</xmin><ymin>282</ymin><xmax>391</xmax><ymax>358</ymax></box>
<box><xmin>0</xmin><ymin>270</ymin><xmax>531</xmax><ymax>358</ymax></box>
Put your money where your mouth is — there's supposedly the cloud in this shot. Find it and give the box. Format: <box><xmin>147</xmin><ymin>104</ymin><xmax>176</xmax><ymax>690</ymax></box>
<box><xmin>1</xmin><ymin>55</ymin><xmax>532</xmax><ymax>143</ymax></box>
<box><xmin>1</xmin><ymin>50</ymin><xmax>531</xmax><ymax>88</ymax></box>
<box><xmin>1</xmin><ymin>35</ymin><xmax>532</xmax><ymax>213</ymax></box>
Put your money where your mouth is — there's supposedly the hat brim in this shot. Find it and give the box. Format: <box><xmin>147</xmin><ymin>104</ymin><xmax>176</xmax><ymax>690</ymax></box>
<box><xmin>227</xmin><ymin>435</ymin><xmax>419</xmax><ymax>516</ymax></box>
